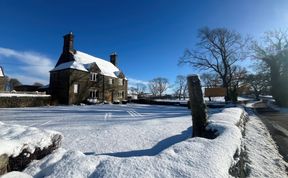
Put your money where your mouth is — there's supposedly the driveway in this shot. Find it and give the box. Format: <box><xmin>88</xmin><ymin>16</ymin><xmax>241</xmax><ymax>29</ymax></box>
<box><xmin>253</xmin><ymin>102</ymin><xmax>288</xmax><ymax>162</ymax></box>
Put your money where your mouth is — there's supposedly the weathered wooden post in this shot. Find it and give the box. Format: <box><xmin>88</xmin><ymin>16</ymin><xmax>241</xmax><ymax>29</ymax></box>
<box><xmin>187</xmin><ymin>75</ymin><xmax>207</xmax><ymax>137</ymax></box>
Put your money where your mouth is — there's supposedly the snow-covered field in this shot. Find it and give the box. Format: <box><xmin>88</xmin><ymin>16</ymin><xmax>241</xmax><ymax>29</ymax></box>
<box><xmin>0</xmin><ymin>104</ymin><xmax>287</xmax><ymax>178</ymax></box>
<box><xmin>0</xmin><ymin>104</ymin><xmax>191</xmax><ymax>154</ymax></box>
<box><xmin>0</xmin><ymin>105</ymin><xmax>243</xmax><ymax>178</ymax></box>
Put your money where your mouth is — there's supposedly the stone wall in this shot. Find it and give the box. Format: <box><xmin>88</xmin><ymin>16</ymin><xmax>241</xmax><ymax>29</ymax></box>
<box><xmin>50</xmin><ymin>68</ymin><xmax>128</xmax><ymax>105</ymax></box>
<box><xmin>50</xmin><ymin>69</ymin><xmax>70</xmax><ymax>104</ymax></box>
<box><xmin>0</xmin><ymin>77</ymin><xmax>5</xmax><ymax>91</ymax></box>
<box><xmin>0</xmin><ymin>96</ymin><xmax>50</xmax><ymax>108</ymax></box>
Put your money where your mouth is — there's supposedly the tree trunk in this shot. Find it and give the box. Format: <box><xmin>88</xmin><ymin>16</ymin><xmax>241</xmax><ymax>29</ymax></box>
<box><xmin>222</xmin><ymin>79</ymin><xmax>230</xmax><ymax>102</ymax></box>
<box><xmin>270</xmin><ymin>64</ymin><xmax>282</xmax><ymax>105</ymax></box>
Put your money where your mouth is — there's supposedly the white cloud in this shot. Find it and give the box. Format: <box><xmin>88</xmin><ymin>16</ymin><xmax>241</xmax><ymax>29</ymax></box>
<box><xmin>11</xmin><ymin>74</ymin><xmax>49</xmax><ymax>86</ymax></box>
<box><xmin>0</xmin><ymin>47</ymin><xmax>54</xmax><ymax>84</ymax></box>
<box><xmin>127</xmin><ymin>77</ymin><xmax>149</xmax><ymax>88</ymax></box>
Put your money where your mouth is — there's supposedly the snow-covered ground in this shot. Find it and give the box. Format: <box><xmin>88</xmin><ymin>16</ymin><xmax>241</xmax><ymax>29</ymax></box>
<box><xmin>0</xmin><ymin>93</ymin><xmax>50</xmax><ymax>97</ymax></box>
<box><xmin>243</xmin><ymin>109</ymin><xmax>288</xmax><ymax>178</ymax></box>
<box><xmin>0</xmin><ymin>121</ymin><xmax>61</xmax><ymax>157</ymax></box>
<box><xmin>0</xmin><ymin>104</ymin><xmax>191</xmax><ymax>154</ymax></box>
<box><xmin>0</xmin><ymin>105</ymin><xmax>243</xmax><ymax>178</ymax></box>
<box><xmin>0</xmin><ymin>104</ymin><xmax>287</xmax><ymax>177</ymax></box>
<box><xmin>204</xmin><ymin>96</ymin><xmax>253</xmax><ymax>102</ymax></box>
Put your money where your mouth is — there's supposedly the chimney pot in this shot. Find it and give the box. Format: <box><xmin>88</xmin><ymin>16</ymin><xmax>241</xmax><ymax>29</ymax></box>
<box><xmin>110</xmin><ymin>52</ymin><xmax>117</xmax><ymax>66</ymax></box>
<box><xmin>63</xmin><ymin>32</ymin><xmax>75</xmax><ymax>54</ymax></box>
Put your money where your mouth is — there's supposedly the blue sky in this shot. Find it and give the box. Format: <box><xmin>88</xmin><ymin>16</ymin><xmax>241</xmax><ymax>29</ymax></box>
<box><xmin>0</xmin><ymin>0</ymin><xmax>288</xmax><ymax>88</ymax></box>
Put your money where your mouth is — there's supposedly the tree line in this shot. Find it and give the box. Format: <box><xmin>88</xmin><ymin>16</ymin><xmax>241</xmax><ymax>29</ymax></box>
<box><xmin>179</xmin><ymin>27</ymin><xmax>288</xmax><ymax>107</ymax></box>
<box><xmin>131</xmin><ymin>27</ymin><xmax>288</xmax><ymax>107</ymax></box>
<box><xmin>129</xmin><ymin>75</ymin><xmax>188</xmax><ymax>100</ymax></box>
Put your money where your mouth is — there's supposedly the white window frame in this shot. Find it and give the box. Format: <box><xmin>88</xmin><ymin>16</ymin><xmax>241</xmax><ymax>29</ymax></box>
<box><xmin>109</xmin><ymin>78</ymin><xmax>113</xmax><ymax>85</ymax></box>
<box><xmin>90</xmin><ymin>90</ymin><xmax>98</xmax><ymax>98</ymax></box>
<box><xmin>118</xmin><ymin>79</ymin><xmax>123</xmax><ymax>86</ymax></box>
<box><xmin>73</xmin><ymin>84</ymin><xmax>79</xmax><ymax>94</ymax></box>
<box><xmin>90</xmin><ymin>73</ymin><xmax>98</xmax><ymax>82</ymax></box>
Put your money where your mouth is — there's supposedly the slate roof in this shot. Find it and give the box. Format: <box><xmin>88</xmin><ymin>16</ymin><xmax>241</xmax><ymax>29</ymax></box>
<box><xmin>51</xmin><ymin>51</ymin><xmax>122</xmax><ymax>78</ymax></box>
<box><xmin>0</xmin><ymin>66</ymin><xmax>4</xmax><ymax>77</ymax></box>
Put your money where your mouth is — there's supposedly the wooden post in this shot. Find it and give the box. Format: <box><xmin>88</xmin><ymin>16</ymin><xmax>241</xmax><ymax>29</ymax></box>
<box><xmin>187</xmin><ymin>75</ymin><xmax>207</xmax><ymax>137</ymax></box>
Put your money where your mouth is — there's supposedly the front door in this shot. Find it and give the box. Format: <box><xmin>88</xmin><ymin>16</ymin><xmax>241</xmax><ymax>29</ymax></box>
<box><xmin>108</xmin><ymin>91</ymin><xmax>113</xmax><ymax>102</ymax></box>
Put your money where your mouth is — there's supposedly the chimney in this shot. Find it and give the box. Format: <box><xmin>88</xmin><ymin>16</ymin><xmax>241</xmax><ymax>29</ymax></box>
<box><xmin>63</xmin><ymin>32</ymin><xmax>75</xmax><ymax>54</ymax></box>
<box><xmin>110</xmin><ymin>52</ymin><xmax>117</xmax><ymax>66</ymax></box>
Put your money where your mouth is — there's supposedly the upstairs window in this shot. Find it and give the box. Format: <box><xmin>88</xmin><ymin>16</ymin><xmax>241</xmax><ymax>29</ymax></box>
<box><xmin>109</xmin><ymin>78</ymin><xmax>113</xmax><ymax>85</ymax></box>
<box><xmin>118</xmin><ymin>79</ymin><xmax>123</xmax><ymax>86</ymax></box>
<box><xmin>90</xmin><ymin>73</ymin><xmax>98</xmax><ymax>81</ymax></box>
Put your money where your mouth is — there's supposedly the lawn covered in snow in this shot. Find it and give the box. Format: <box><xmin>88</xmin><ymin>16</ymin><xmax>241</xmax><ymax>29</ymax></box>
<box><xmin>0</xmin><ymin>104</ymin><xmax>244</xmax><ymax>178</ymax></box>
<box><xmin>1</xmin><ymin>104</ymin><xmax>286</xmax><ymax>178</ymax></box>
<box><xmin>0</xmin><ymin>104</ymin><xmax>191</xmax><ymax>155</ymax></box>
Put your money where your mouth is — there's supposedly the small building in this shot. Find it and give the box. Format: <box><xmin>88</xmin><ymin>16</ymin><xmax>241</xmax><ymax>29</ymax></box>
<box><xmin>50</xmin><ymin>33</ymin><xmax>128</xmax><ymax>105</ymax></box>
<box><xmin>0</xmin><ymin>66</ymin><xmax>6</xmax><ymax>91</ymax></box>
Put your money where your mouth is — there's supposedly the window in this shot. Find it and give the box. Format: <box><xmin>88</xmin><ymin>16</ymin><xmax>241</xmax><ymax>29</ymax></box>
<box><xmin>73</xmin><ymin>84</ymin><xmax>79</xmax><ymax>94</ymax></box>
<box><xmin>117</xmin><ymin>91</ymin><xmax>125</xmax><ymax>98</ymax></box>
<box><xmin>90</xmin><ymin>73</ymin><xmax>98</xmax><ymax>81</ymax></box>
<box><xmin>109</xmin><ymin>78</ymin><xmax>113</xmax><ymax>85</ymax></box>
<box><xmin>90</xmin><ymin>90</ymin><xmax>99</xmax><ymax>98</ymax></box>
<box><xmin>118</xmin><ymin>79</ymin><xmax>123</xmax><ymax>86</ymax></box>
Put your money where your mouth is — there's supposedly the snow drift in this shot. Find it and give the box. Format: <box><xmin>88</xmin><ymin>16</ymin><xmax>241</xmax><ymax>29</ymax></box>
<box><xmin>19</xmin><ymin>107</ymin><xmax>245</xmax><ymax>178</ymax></box>
<box><xmin>0</xmin><ymin>122</ymin><xmax>62</xmax><ymax>174</ymax></box>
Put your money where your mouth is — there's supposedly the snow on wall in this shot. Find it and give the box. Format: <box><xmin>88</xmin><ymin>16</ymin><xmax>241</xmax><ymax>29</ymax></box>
<box><xmin>0</xmin><ymin>93</ymin><xmax>50</xmax><ymax>97</ymax></box>
<box><xmin>0</xmin><ymin>122</ymin><xmax>62</xmax><ymax>157</ymax></box>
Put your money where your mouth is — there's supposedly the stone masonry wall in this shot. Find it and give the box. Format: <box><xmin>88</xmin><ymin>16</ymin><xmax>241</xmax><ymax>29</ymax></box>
<box><xmin>0</xmin><ymin>96</ymin><xmax>51</xmax><ymax>108</ymax></box>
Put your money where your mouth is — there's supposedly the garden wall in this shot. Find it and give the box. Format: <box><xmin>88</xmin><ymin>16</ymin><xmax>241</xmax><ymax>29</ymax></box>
<box><xmin>131</xmin><ymin>99</ymin><xmax>188</xmax><ymax>107</ymax></box>
<box><xmin>0</xmin><ymin>96</ymin><xmax>51</xmax><ymax>108</ymax></box>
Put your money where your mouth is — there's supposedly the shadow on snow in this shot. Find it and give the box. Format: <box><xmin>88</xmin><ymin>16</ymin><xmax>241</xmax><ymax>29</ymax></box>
<box><xmin>85</xmin><ymin>126</ymin><xmax>192</xmax><ymax>157</ymax></box>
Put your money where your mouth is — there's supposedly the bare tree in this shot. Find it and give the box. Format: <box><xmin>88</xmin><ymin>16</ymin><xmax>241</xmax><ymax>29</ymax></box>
<box><xmin>129</xmin><ymin>87</ymin><xmax>138</xmax><ymax>95</ymax></box>
<box><xmin>200</xmin><ymin>73</ymin><xmax>221</xmax><ymax>88</ymax></box>
<box><xmin>244</xmin><ymin>73</ymin><xmax>270</xmax><ymax>100</ymax></box>
<box><xmin>148</xmin><ymin>77</ymin><xmax>169</xmax><ymax>97</ymax></box>
<box><xmin>174</xmin><ymin>75</ymin><xmax>188</xmax><ymax>100</ymax></box>
<box><xmin>251</xmin><ymin>29</ymin><xmax>288</xmax><ymax>106</ymax></box>
<box><xmin>135</xmin><ymin>83</ymin><xmax>146</xmax><ymax>95</ymax></box>
<box><xmin>179</xmin><ymin>27</ymin><xmax>248</xmax><ymax>101</ymax></box>
<box><xmin>129</xmin><ymin>83</ymin><xmax>147</xmax><ymax>96</ymax></box>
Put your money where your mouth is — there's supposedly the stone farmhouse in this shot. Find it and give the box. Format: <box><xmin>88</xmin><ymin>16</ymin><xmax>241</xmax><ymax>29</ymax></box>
<box><xmin>0</xmin><ymin>66</ymin><xmax>5</xmax><ymax>91</ymax></box>
<box><xmin>50</xmin><ymin>32</ymin><xmax>128</xmax><ymax>105</ymax></box>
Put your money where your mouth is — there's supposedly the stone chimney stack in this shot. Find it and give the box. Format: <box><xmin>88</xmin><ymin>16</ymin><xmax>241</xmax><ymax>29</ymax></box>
<box><xmin>63</xmin><ymin>32</ymin><xmax>75</xmax><ymax>54</ymax></box>
<box><xmin>110</xmin><ymin>52</ymin><xmax>117</xmax><ymax>66</ymax></box>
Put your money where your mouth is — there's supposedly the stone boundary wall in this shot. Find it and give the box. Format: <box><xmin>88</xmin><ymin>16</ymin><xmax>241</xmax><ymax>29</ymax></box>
<box><xmin>0</xmin><ymin>134</ymin><xmax>62</xmax><ymax>175</ymax></box>
<box><xmin>130</xmin><ymin>99</ymin><xmax>188</xmax><ymax>107</ymax></box>
<box><xmin>0</xmin><ymin>96</ymin><xmax>51</xmax><ymax>108</ymax></box>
